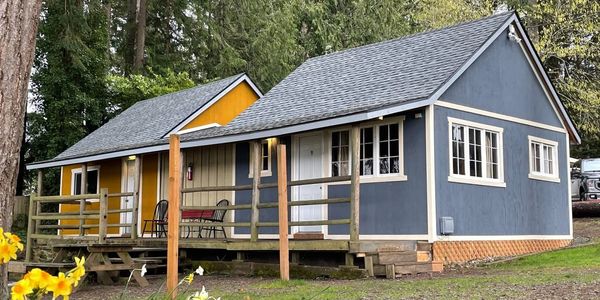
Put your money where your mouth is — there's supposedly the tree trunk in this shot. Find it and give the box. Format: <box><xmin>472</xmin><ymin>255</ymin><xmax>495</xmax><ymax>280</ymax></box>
<box><xmin>0</xmin><ymin>0</ymin><xmax>42</xmax><ymax>298</ymax></box>
<box><xmin>132</xmin><ymin>0</ymin><xmax>146</xmax><ymax>73</ymax></box>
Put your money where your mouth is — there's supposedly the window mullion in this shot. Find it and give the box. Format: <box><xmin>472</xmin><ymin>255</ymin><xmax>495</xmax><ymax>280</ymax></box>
<box><xmin>464</xmin><ymin>126</ymin><xmax>470</xmax><ymax>177</ymax></box>
<box><xmin>374</xmin><ymin>125</ymin><xmax>380</xmax><ymax>176</ymax></box>
<box><xmin>482</xmin><ymin>130</ymin><xmax>488</xmax><ymax>179</ymax></box>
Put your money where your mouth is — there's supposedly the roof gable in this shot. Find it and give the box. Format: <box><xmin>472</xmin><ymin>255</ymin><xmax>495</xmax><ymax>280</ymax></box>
<box><xmin>440</xmin><ymin>26</ymin><xmax>564</xmax><ymax>127</ymax></box>
<box><xmin>54</xmin><ymin>73</ymin><xmax>247</xmax><ymax>160</ymax></box>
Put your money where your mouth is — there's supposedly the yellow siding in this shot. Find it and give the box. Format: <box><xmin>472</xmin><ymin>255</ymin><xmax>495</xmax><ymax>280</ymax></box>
<box><xmin>181</xmin><ymin>81</ymin><xmax>259</xmax><ymax>130</ymax></box>
<box><xmin>60</xmin><ymin>159</ymin><xmax>122</xmax><ymax>235</ymax></box>
<box><xmin>141</xmin><ymin>153</ymin><xmax>158</xmax><ymax>230</ymax></box>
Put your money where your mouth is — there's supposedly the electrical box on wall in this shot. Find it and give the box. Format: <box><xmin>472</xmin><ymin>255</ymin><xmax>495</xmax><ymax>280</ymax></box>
<box><xmin>440</xmin><ymin>217</ymin><xmax>454</xmax><ymax>235</ymax></box>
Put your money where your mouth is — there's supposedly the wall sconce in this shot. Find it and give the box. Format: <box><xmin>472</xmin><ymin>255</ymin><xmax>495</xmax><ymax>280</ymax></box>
<box><xmin>127</xmin><ymin>155</ymin><xmax>136</xmax><ymax>161</ymax></box>
<box><xmin>187</xmin><ymin>163</ymin><xmax>193</xmax><ymax>181</ymax></box>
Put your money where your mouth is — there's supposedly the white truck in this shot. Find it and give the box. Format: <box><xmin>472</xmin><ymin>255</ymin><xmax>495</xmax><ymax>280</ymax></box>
<box><xmin>571</xmin><ymin>158</ymin><xmax>600</xmax><ymax>201</ymax></box>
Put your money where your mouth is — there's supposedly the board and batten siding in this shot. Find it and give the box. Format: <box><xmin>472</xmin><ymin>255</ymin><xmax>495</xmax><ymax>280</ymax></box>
<box><xmin>434</xmin><ymin>27</ymin><xmax>570</xmax><ymax>237</ymax></box>
<box><xmin>160</xmin><ymin>145</ymin><xmax>235</xmax><ymax>236</ymax></box>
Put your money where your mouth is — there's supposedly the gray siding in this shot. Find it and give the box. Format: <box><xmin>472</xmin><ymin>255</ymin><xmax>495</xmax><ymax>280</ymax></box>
<box><xmin>434</xmin><ymin>107</ymin><xmax>570</xmax><ymax>236</ymax></box>
<box><xmin>442</xmin><ymin>28</ymin><xmax>563</xmax><ymax>128</ymax></box>
<box><xmin>234</xmin><ymin>113</ymin><xmax>429</xmax><ymax>236</ymax></box>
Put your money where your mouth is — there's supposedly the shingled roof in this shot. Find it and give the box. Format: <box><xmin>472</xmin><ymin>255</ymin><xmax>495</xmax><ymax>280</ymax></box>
<box><xmin>181</xmin><ymin>11</ymin><xmax>515</xmax><ymax>141</ymax></box>
<box><xmin>53</xmin><ymin>73</ymin><xmax>245</xmax><ymax>160</ymax></box>
<box><xmin>35</xmin><ymin>11</ymin><xmax>573</xmax><ymax>169</ymax></box>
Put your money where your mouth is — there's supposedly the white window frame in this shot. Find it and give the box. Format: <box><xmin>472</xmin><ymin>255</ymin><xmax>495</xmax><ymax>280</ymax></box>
<box><xmin>326</xmin><ymin>117</ymin><xmax>407</xmax><ymax>183</ymax></box>
<box><xmin>71</xmin><ymin>166</ymin><xmax>100</xmax><ymax>202</ymax></box>
<box><xmin>249</xmin><ymin>139</ymin><xmax>272</xmax><ymax>177</ymax></box>
<box><xmin>447</xmin><ymin>117</ymin><xmax>505</xmax><ymax>187</ymax></box>
<box><xmin>528</xmin><ymin>136</ymin><xmax>559</xmax><ymax>183</ymax></box>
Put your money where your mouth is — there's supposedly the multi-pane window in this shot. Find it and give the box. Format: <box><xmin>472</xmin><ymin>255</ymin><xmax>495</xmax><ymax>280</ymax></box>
<box><xmin>379</xmin><ymin>124</ymin><xmax>400</xmax><ymax>174</ymax></box>
<box><xmin>331</xmin><ymin>131</ymin><xmax>349</xmax><ymax>176</ymax></box>
<box><xmin>450</xmin><ymin>120</ymin><xmax>502</xmax><ymax>181</ymax></box>
<box><xmin>529</xmin><ymin>137</ymin><xmax>557</xmax><ymax>178</ymax></box>
<box><xmin>360</xmin><ymin>127</ymin><xmax>374</xmax><ymax>175</ymax></box>
<box><xmin>249</xmin><ymin>139</ymin><xmax>271</xmax><ymax>177</ymax></box>
<box><xmin>330</xmin><ymin>121</ymin><xmax>403</xmax><ymax>177</ymax></box>
<box><xmin>72</xmin><ymin>169</ymin><xmax>99</xmax><ymax>195</ymax></box>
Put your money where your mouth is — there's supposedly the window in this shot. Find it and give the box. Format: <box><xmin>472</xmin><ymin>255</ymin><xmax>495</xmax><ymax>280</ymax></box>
<box><xmin>528</xmin><ymin>136</ymin><xmax>559</xmax><ymax>182</ymax></box>
<box><xmin>329</xmin><ymin>118</ymin><xmax>405</xmax><ymax>181</ymax></box>
<box><xmin>331</xmin><ymin>131</ymin><xmax>349</xmax><ymax>176</ymax></box>
<box><xmin>72</xmin><ymin>168</ymin><xmax>99</xmax><ymax>195</ymax></box>
<box><xmin>249</xmin><ymin>139</ymin><xmax>272</xmax><ymax>177</ymax></box>
<box><xmin>448</xmin><ymin>118</ymin><xmax>504</xmax><ymax>187</ymax></box>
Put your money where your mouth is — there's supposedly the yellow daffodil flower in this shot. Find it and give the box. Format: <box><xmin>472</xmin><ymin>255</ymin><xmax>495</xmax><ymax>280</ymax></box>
<box><xmin>11</xmin><ymin>278</ymin><xmax>33</xmax><ymax>300</ymax></box>
<box><xmin>185</xmin><ymin>273</ymin><xmax>194</xmax><ymax>285</ymax></box>
<box><xmin>67</xmin><ymin>256</ymin><xmax>86</xmax><ymax>286</ymax></box>
<box><xmin>24</xmin><ymin>268</ymin><xmax>52</xmax><ymax>289</ymax></box>
<box><xmin>0</xmin><ymin>239</ymin><xmax>18</xmax><ymax>263</ymax></box>
<box><xmin>4</xmin><ymin>232</ymin><xmax>24</xmax><ymax>251</ymax></box>
<box><xmin>47</xmin><ymin>272</ymin><xmax>73</xmax><ymax>300</ymax></box>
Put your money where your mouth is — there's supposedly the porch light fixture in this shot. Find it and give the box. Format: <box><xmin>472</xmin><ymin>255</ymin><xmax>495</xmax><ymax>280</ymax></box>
<box><xmin>127</xmin><ymin>155</ymin><xmax>136</xmax><ymax>161</ymax></box>
<box><xmin>378</xmin><ymin>116</ymin><xmax>384</xmax><ymax>120</ymax></box>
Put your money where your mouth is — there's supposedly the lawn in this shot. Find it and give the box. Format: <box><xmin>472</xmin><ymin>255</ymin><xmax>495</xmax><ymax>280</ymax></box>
<box><xmin>74</xmin><ymin>243</ymin><xmax>600</xmax><ymax>300</ymax></box>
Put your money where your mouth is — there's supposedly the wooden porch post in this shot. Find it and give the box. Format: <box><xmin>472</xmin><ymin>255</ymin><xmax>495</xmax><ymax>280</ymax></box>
<box><xmin>166</xmin><ymin>134</ymin><xmax>181</xmax><ymax>297</ymax></box>
<box><xmin>98</xmin><ymin>188</ymin><xmax>108</xmax><ymax>243</ymax></box>
<box><xmin>34</xmin><ymin>170</ymin><xmax>42</xmax><ymax>234</ymax></box>
<box><xmin>25</xmin><ymin>193</ymin><xmax>36</xmax><ymax>262</ymax></box>
<box><xmin>79</xmin><ymin>163</ymin><xmax>87</xmax><ymax>236</ymax></box>
<box><xmin>277</xmin><ymin>144</ymin><xmax>289</xmax><ymax>280</ymax></box>
<box><xmin>350</xmin><ymin>125</ymin><xmax>360</xmax><ymax>242</ymax></box>
<box><xmin>250</xmin><ymin>141</ymin><xmax>261</xmax><ymax>242</ymax></box>
<box><xmin>131</xmin><ymin>156</ymin><xmax>141</xmax><ymax>239</ymax></box>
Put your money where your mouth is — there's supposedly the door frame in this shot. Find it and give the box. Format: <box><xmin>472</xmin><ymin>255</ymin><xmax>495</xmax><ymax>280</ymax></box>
<box><xmin>120</xmin><ymin>157</ymin><xmax>143</xmax><ymax>235</ymax></box>
<box><xmin>291</xmin><ymin>131</ymin><xmax>328</xmax><ymax>235</ymax></box>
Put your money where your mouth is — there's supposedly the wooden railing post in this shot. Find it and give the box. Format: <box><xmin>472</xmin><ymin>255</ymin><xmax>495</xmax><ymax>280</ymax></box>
<box><xmin>98</xmin><ymin>188</ymin><xmax>108</xmax><ymax>243</ymax></box>
<box><xmin>250</xmin><ymin>141</ymin><xmax>261</xmax><ymax>242</ymax></box>
<box><xmin>350</xmin><ymin>125</ymin><xmax>360</xmax><ymax>242</ymax></box>
<box><xmin>79</xmin><ymin>163</ymin><xmax>87</xmax><ymax>236</ymax></box>
<box><xmin>167</xmin><ymin>134</ymin><xmax>181</xmax><ymax>298</ymax></box>
<box><xmin>277</xmin><ymin>144</ymin><xmax>289</xmax><ymax>280</ymax></box>
<box><xmin>25</xmin><ymin>193</ymin><xmax>36</xmax><ymax>262</ymax></box>
<box><xmin>35</xmin><ymin>170</ymin><xmax>42</xmax><ymax>235</ymax></box>
<box><xmin>131</xmin><ymin>156</ymin><xmax>141</xmax><ymax>239</ymax></box>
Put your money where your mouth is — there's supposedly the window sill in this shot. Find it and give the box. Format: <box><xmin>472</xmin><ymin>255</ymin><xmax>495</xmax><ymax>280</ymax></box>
<box><xmin>448</xmin><ymin>176</ymin><xmax>506</xmax><ymax>188</ymax></box>
<box><xmin>327</xmin><ymin>174</ymin><xmax>408</xmax><ymax>185</ymax></box>
<box><xmin>528</xmin><ymin>173</ymin><xmax>560</xmax><ymax>183</ymax></box>
<box><xmin>248</xmin><ymin>171</ymin><xmax>272</xmax><ymax>178</ymax></box>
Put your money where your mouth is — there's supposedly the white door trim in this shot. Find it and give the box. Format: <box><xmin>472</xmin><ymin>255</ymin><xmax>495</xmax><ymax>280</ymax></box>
<box><xmin>291</xmin><ymin>131</ymin><xmax>327</xmax><ymax>234</ymax></box>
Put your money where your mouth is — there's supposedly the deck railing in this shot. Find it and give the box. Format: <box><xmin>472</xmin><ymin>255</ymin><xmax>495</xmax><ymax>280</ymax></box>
<box><xmin>25</xmin><ymin>190</ymin><xmax>135</xmax><ymax>261</ymax></box>
<box><xmin>179</xmin><ymin>175</ymin><xmax>353</xmax><ymax>239</ymax></box>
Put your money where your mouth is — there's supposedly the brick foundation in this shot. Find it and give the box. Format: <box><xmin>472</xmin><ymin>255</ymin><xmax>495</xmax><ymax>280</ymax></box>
<box><xmin>432</xmin><ymin>239</ymin><xmax>572</xmax><ymax>264</ymax></box>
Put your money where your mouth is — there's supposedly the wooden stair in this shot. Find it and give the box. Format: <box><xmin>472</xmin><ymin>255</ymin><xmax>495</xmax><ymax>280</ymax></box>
<box><xmin>367</xmin><ymin>242</ymin><xmax>443</xmax><ymax>278</ymax></box>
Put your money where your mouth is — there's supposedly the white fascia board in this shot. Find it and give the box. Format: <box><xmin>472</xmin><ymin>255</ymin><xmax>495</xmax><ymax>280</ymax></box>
<box><xmin>26</xmin><ymin>144</ymin><xmax>169</xmax><ymax>170</ymax></box>
<box><xmin>165</xmin><ymin>74</ymin><xmax>263</xmax><ymax>136</ymax></box>
<box><xmin>428</xmin><ymin>14</ymin><xmax>517</xmax><ymax>102</ymax></box>
<box><xmin>512</xmin><ymin>20</ymin><xmax>581</xmax><ymax>144</ymax></box>
<box><xmin>179</xmin><ymin>98</ymin><xmax>434</xmax><ymax>149</ymax></box>
<box><xmin>27</xmin><ymin>97</ymin><xmax>432</xmax><ymax>170</ymax></box>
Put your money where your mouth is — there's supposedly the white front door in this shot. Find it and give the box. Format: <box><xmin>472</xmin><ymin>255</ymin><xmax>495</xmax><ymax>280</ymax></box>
<box><xmin>294</xmin><ymin>133</ymin><xmax>324</xmax><ymax>233</ymax></box>
<box><xmin>121</xmin><ymin>159</ymin><xmax>135</xmax><ymax>234</ymax></box>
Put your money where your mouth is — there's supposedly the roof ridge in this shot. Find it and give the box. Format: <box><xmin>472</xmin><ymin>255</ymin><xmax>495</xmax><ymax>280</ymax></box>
<box><xmin>306</xmin><ymin>11</ymin><xmax>515</xmax><ymax>62</ymax></box>
<box><xmin>131</xmin><ymin>72</ymin><xmax>244</xmax><ymax>106</ymax></box>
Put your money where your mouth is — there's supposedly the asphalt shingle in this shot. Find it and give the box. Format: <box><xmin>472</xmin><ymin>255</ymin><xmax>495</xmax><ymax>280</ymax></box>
<box><xmin>54</xmin><ymin>74</ymin><xmax>244</xmax><ymax>160</ymax></box>
<box><xmin>42</xmin><ymin>12</ymin><xmax>513</xmax><ymax>164</ymax></box>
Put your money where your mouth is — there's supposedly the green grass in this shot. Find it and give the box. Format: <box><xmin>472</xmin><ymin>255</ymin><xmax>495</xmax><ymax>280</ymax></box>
<box><xmin>491</xmin><ymin>243</ymin><xmax>600</xmax><ymax>269</ymax></box>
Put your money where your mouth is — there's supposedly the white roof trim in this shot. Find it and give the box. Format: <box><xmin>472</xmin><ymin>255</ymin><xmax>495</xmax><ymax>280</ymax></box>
<box><xmin>429</xmin><ymin>13</ymin><xmax>580</xmax><ymax>144</ymax></box>
<box><xmin>173</xmin><ymin>123</ymin><xmax>221</xmax><ymax>135</ymax></box>
<box><xmin>27</xmin><ymin>98</ymin><xmax>432</xmax><ymax>170</ymax></box>
<box><xmin>164</xmin><ymin>74</ymin><xmax>263</xmax><ymax>137</ymax></box>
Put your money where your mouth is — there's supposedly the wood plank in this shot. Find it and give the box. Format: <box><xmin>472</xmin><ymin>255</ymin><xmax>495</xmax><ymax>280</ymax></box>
<box><xmin>31</xmin><ymin>214</ymin><xmax>100</xmax><ymax>221</ymax></box>
<box><xmin>250</xmin><ymin>141</ymin><xmax>261</xmax><ymax>242</ymax></box>
<box><xmin>364</xmin><ymin>255</ymin><xmax>374</xmax><ymax>277</ymax></box>
<box><xmin>350</xmin><ymin>125</ymin><xmax>360</xmax><ymax>242</ymax></box>
<box><xmin>25</xmin><ymin>193</ymin><xmax>36</xmax><ymax>261</ymax></box>
<box><xmin>277</xmin><ymin>144</ymin><xmax>289</xmax><ymax>281</ymax></box>
<box><xmin>117</xmin><ymin>251</ymin><xmax>150</xmax><ymax>287</ymax></box>
<box><xmin>32</xmin><ymin>193</ymin><xmax>100</xmax><ymax>202</ymax></box>
<box><xmin>132</xmin><ymin>156</ymin><xmax>141</xmax><ymax>239</ymax></box>
<box><xmin>79</xmin><ymin>163</ymin><xmax>87</xmax><ymax>236</ymax></box>
<box><xmin>378</xmin><ymin>252</ymin><xmax>418</xmax><ymax>265</ymax></box>
<box><xmin>98</xmin><ymin>188</ymin><xmax>108</xmax><ymax>243</ymax></box>
<box><xmin>167</xmin><ymin>134</ymin><xmax>181</xmax><ymax>296</ymax></box>
<box><xmin>35</xmin><ymin>170</ymin><xmax>42</xmax><ymax>243</ymax></box>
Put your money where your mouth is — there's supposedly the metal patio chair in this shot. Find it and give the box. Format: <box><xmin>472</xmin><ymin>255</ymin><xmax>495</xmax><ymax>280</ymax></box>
<box><xmin>201</xmin><ymin>199</ymin><xmax>229</xmax><ymax>238</ymax></box>
<box><xmin>142</xmin><ymin>199</ymin><xmax>168</xmax><ymax>237</ymax></box>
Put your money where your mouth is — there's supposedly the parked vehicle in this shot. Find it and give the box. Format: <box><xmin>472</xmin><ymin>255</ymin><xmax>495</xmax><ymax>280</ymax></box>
<box><xmin>571</xmin><ymin>158</ymin><xmax>600</xmax><ymax>201</ymax></box>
